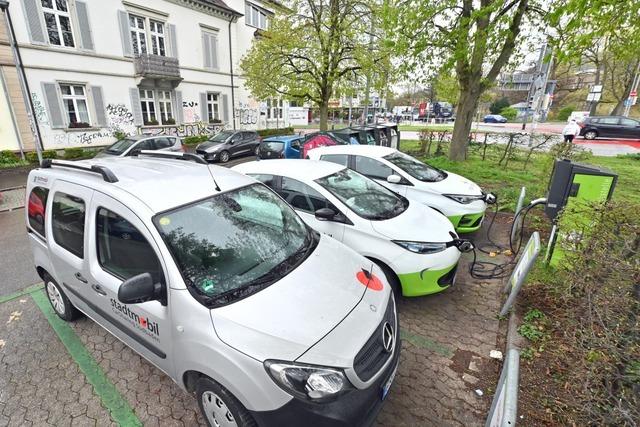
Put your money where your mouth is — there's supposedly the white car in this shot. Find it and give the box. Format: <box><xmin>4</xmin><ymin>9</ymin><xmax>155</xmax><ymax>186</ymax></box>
<box><xmin>233</xmin><ymin>160</ymin><xmax>472</xmax><ymax>297</ymax></box>
<box><xmin>307</xmin><ymin>145</ymin><xmax>496</xmax><ymax>233</ymax></box>
<box><xmin>26</xmin><ymin>152</ymin><xmax>399</xmax><ymax>426</ymax></box>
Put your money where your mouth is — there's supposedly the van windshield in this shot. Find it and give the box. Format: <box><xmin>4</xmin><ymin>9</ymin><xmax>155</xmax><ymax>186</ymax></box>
<box><xmin>155</xmin><ymin>184</ymin><xmax>316</xmax><ymax>307</ymax></box>
<box><xmin>103</xmin><ymin>138</ymin><xmax>137</xmax><ymax>155</ymax></box>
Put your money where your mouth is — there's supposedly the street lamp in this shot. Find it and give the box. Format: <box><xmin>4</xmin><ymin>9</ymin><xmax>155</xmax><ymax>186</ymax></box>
<box><xmin>0</xmin><ymin>0</ymin><xmax>45</xmax><ymax>163</ymax></box>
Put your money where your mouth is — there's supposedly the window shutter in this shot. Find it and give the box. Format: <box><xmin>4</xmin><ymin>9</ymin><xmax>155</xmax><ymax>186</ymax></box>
<box><xmin>222</xmin><ymin>94</ymin><xmax>229</xmax><ymax>124</ymax></box>
<box><xmin>75</xmin><ymin>1</ymin><xmax>94</xmax><ymax>50</ymax></box>
<box><xmin>118</xmin><ymin>11</ymin><xmax>133</xmax><ymax>57</ymax></box>
<box><xmin>91</xmin><ymin>86</ymin><xmax>107</xmax><ymax>127</ymax></box>
<box><xmin>199</xmin><ymin>93</ymin><xmax>208</xmax><ymax>123</ymax></box>
<box><xmin>167</xmin><ymin>24</ymin><xmax>178</xmax><ymax>59</ymax></box>
<box><xmin>174</xmin><ymin>91</ymin><xmax>184</xmax><ymax>124</ymax></box>
<box><xmin>210</xmin><ymin>36</ymin><xmax>219</xmax><ymax>70</ymax></box>
<box><xmin>202</xmin><ymin>33</ymin><xmax>212</xmax><ymax>69</ymax></box>
<box><xmin>41</xmin><ymin>83</ymin><xmax>65</xmax><ymax>129</ymax></box>
<box><xmin>22</xmin><ymin>0</ymin><xmax>47</xmax><ymax>44</ymax></box>
<box><xmin>129</xmin><ymin>88</ymin><xmax>143</xmax><ymax>126</ymax></box>
<box><xmin>245</xmin><ymin>3</ymin><xmax>250</xmax><ymax>23</ymax></box>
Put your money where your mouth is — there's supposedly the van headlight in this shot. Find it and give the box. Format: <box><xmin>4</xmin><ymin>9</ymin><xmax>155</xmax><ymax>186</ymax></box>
<box><xmin>264</xmin><ymin>360</ymin><xmax>351</xmax><ymax>402</ymax></box>
<box><xmin>443</xmin><ymin>194</ymin><xmax>485</xmax><ymax>204</ymax></box>
<box><xmin>393</xmin><ymin>240</ymin><xmax>447</xmax><ymax>254</ymax></box>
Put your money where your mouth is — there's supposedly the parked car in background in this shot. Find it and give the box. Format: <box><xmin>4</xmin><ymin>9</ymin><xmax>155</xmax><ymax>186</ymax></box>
<box><xmin>483</xmin><ymin>114</ymin><xmax>508</xmax><ymax>123</ymax></box>
<box><xmin>257</xmin><ymin>135</ymin><xmax>304</xmax><ymax>159</ymax></box>
<box><xmin>95</xmin><ymin>135</ymin><xmax>183</xmax><ymax>158</ymax></box>
<box><xmin>307</xmin><ymin>145</ymin><xmax>496</xmax><ymax>233</ymax></box>
<box><xmin>196</xmin><ymin>130</ymin><xmax>261</xmax><ymax>162</ymax></box>
<box><xmin>234</xmin><ymin>160</ymin><xmax>470</xmax><ymax>297</ymax></box>
<box><xmin>579</xmin><ymin>116</ymin><xmax>640</xmax><ymax>140</ymax></box>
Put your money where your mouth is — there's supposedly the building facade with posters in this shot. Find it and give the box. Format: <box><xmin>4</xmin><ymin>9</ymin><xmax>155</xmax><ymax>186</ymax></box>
<box><xmin>1</xmin><ymin>0</ymin><xmax>289</xmax><ymax>152</ymax></box>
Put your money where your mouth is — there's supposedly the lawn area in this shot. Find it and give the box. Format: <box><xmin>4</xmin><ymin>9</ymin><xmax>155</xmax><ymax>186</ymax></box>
<box><xmin>398</xmin><ymin>124</ymin><xmax>454</xmax><ymax>131</ymax></box>
<box><xmin>400</xmin><ymin>139</ymin><xmax>640</xmax><ymax>210</ymax></box>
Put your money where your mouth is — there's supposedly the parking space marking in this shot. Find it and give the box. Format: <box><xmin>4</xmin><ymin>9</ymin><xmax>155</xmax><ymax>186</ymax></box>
<box><xmin>400</xmin><ymin>328</ymin><xmax>454</xmax><ymax>357</ymax></box>
<box><xmin>0</xmin><ymin>282</ymin><xmax>43</xmax><ymax>304</ymax></box>
<box><xmin>31</xmin><ymin>289</ymin><xmax>142</xmax><ymax>427</ymax></box>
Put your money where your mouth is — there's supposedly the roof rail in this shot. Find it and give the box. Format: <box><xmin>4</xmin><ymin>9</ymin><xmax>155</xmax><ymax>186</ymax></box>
<box><xmin>135</xmin><ymin>150</ymin><xmax>208</xmax><ymax>165</ymax></box>
<box><xmin>40</xmin><ymin>159</ymin><xmax>118</xmax><ymax>183</ymax></box>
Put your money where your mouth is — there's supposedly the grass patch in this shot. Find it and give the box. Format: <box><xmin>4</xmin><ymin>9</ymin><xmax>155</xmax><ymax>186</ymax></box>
<box><xmin>398</xmin><ymin>124</ymin><xmax>454</xmax><ymax>132</ymax></box>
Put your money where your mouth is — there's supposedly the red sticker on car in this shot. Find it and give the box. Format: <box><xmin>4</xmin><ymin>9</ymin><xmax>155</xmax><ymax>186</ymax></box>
<box><xmin>356</xmin><ymin>270</ymin><xmax>383</xmax><ymax>291</ymax></box>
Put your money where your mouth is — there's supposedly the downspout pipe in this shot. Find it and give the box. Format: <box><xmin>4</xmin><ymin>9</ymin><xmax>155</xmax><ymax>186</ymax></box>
<box><xmin>228</xmin><ymin>17</ymin><xmax>236</xmax><ymax>130</ymax></box>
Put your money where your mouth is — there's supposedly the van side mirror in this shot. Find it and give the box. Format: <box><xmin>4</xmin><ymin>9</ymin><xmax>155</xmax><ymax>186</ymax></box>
<box><xmin>118</xmin><ymin>273</ymin><xmax>162</xmax><ymax>304</ymax></box>
<box><xmin>315</xmin><ymin>207</ymin><xmax>336</xmax><ymax>221</ymax></box>
<box><xmin>387</xmin><ymin>175</ymin><xmax>402</xmax><ymax>184</ymax></box>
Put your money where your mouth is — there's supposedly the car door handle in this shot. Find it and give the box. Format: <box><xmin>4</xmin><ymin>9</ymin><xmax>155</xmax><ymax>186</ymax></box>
<box><xmin>91</xmin><ymin>284</ymin><xmax>107</xmax><ymax>296</ymax></box>
<box><xmin>75</xmin><ymin>272</ymin><xmax>88</xmax><ymax>283</ymax></box>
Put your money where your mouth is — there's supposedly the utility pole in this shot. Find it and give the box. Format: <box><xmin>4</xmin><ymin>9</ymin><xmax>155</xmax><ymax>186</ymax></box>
<box><xmin>622</xmin><ymin>60</ymin><xmax>640</xmax><ymax>117</ymax></box>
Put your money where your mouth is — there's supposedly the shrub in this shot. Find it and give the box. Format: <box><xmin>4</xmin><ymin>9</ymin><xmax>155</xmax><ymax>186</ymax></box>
<box><xmin>25</xmin><ymin>151</ymin><xmax>39</xmax><ymax>163</ymax></box>
<box><xmin>490</xmin><ymin>97</ymin><xmax>510</xmax><ymax>114</ymax></box>
<box><xmin>42</xmin><ymin>150</ymin><xmax>58</xmax><ymax>159</ymax></box>
<box><xmin>499</xmin><ymin>107</ymin><xmax>518</xmax><ymax>121</ymax></box>
<box><xmin>257</xmin><ymin>127</ymin><xmax>295</xmax><ymax>137</ymax></box>
<box><xmin>63</xmin><ymin>147</ymin><xmax>85</xmax><ymax>159</ymax></box>
<box><xmin>0</xmin><ymin>150</ymin><xmax>19</xmax><ymax>165</ymax></box>
<box><xmin>183</xmin><ymin>135</ymin><xmax>209</xmax><ymax>145</ymax></box>
<box><xmin>113</xmin><ymin>131</ymin><xmax>128</xmax><ymax>141</ymax></box>
<box><xmin>557</xmin><ymin>106</ymin><xmax>574</xmax><ymax>122</ymax></box>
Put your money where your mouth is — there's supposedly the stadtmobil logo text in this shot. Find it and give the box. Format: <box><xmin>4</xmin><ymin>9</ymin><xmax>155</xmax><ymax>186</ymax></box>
<box><xmin>110</xmin><ymin>298</ymin><xmax>159</xmax><ymax>340</ymax></box>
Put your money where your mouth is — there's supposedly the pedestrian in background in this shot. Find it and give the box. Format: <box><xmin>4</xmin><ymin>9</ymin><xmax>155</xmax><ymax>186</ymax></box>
<box><xmin>562</xmin><ymin>119</ymin><xmax>581</xmax><ymax>143</ymax></box>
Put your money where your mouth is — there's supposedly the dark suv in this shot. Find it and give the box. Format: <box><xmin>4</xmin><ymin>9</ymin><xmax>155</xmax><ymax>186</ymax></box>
<box><xmin>196</xmin><ymin>130</ymin><xmax>261</xmax><ymax>162</ymax></box>
<box><xmin>579</xmin><ymin>116</ymin><xmax>640</xmax><ymax>140</ymax></box>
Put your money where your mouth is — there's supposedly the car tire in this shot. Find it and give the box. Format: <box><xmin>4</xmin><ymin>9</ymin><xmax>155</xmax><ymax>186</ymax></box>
<box><xmin>219</xmin><ymin>150</ymin><xmax>230</xmax><ymax>163</ymax></box>
<box><xmin>583</xmin><ymin>130</ymin><xmax>598</xmax><ymax>140</ymax></box>
<box><xmin>196</xmin><ymin>376</ymin><xmax>256</xmax><ymax>427</ymax></box>
<box><xmin>370</xmin><ymin>259</ymin><xmax>402</xmax><ymax>297</ymax></box>
<box><xmin>43</xmin><ymin>273</ymin><xmax>81</xmax><ymax>321</ymax></box>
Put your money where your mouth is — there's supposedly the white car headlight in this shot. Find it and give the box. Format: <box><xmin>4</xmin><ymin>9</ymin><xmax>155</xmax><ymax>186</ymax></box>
<box><xmin>393</xmin><ymin>240</ymin><xmax>448</xmax><ymax>254</ymax></box>
<box><xmin>264</xmin><ymin>360</ymin><xmax>352</xmax><ymax>402</ymax></box>
<box><xmin>443</xmin><ymin>194</ymin><xmax>485</xmax><ymax>204</ymax></box>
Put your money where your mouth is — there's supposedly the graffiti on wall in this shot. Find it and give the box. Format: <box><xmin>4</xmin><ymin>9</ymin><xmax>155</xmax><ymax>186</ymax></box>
<box><xmin>53</xmin><ymin>131</ymin><xmax>114</xmax><ymax>146</ymax></box>
<box><xmin>236</xmin><ymin>101</ymin><xmax>259</xmax><ymax>125</ymax></box>
<box><xmin>142</xmin><ymin>122</ymin><xmax>227</xmax><ymax>137</ymax></box>
<box><xmin>106</xmin><ymin>104</ymin><xmax>137</xmax><ymax>136</ymax></box>
<box><xmin>182</xmin><ymin>101</ymin><xmax>201</xmax><ymax>123</ymax></box>
<box><xmin>31</xmin><ymin>92</ymin><xmax>48</xmax><ymax>124</ymax></box>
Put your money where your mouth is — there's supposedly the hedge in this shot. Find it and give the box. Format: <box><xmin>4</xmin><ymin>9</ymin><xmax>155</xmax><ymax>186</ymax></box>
<box><xmin>257</xmin><ymin>127</ymin><xmax>295</xmax><ymax>137</ymax></box>
<box><xmin>183</xmin><ymin>135</ymin><xmax>209</xmax><ymax>145</ymax></box>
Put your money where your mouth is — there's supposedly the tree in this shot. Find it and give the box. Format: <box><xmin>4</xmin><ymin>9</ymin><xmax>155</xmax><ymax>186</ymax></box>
<box><xmin>387</xmin><ymin>0</ymin><xmax>540</xmax><ymax>160</ymax></box>
<box><xmin>433</xmin><ymin>73</ymin><xmax>460</xmax><ymax>105</ymax></box>
<box><xmin>490</xmin><ymin>97</ymin><xmax>510</xmax><ymax>114</ymax></box>
<box><xmin>240</xmin><ymin>1</ymin><xmax>390</xmax><ymax>131</ymax></box>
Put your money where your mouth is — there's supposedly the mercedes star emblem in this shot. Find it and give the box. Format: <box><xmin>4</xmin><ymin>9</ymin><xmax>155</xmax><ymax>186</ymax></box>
<box><xmin>382</xmin><ymin>322</ymin><xmax>394</xmax><ymax>353</ymax></box>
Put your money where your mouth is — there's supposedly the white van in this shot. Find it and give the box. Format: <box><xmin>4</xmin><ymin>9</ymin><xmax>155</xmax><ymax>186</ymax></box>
<box><xmin>233</xmin><ymin>160</ymin><xmax>473</xmax><ymax>297</ymax></box>
<box><xmin>26</xmin><ymin>152</ymin><xmax>399</xmax><ymax>426</ymax></box>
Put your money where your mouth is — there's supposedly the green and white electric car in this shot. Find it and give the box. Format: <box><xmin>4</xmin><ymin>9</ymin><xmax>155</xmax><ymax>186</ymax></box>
<box><xmin>307</xmin><ymin>145</ymin><xmax>496</xmax><ymax>233</ymax></box>
<box><xmin>234</xmin><ymin>160</ymin><xmax>473</xmax><ymax>297</ymax></box>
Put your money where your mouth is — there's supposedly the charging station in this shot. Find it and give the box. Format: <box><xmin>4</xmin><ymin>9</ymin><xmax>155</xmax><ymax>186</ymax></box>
<box><xmin>544</xmin><ymin>159</ymin><xmax>618</xmax><ymax>265</ymax></box>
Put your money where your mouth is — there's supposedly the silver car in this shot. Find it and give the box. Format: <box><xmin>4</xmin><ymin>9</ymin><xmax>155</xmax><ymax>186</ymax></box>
<box><xmin>95</xmin><ymin>135</ymin><xmax>183</xmax><ymax>158</ymax></box>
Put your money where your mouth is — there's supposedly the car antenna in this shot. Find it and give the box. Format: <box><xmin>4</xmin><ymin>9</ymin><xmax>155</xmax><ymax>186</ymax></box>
<box><xmin>206</xmin><ymin>165</ymin><xmax>221</xmax><ymax>191</ymax></box>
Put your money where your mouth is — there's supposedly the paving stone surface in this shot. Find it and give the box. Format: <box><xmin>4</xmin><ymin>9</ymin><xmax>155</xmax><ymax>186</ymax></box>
<box><xmin>0</xmin><ymin>297</ymin><xmax>115</xmax><ymax>427</ymax></box>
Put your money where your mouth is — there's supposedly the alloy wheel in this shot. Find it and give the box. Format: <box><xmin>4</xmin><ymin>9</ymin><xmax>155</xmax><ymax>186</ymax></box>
<box><xmin>47</xmin><ymin>281</ymin><xmax>65</xmax><ymax>315</ymax></box>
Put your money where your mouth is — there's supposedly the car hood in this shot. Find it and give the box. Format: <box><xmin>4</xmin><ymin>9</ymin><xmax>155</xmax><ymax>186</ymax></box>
<box><xmin>210</xmin><ymin>235</ymin><xmax>372</xmax><ymax>362</ymax></box>
<box><xmin>197</xmin><ymin>141</ymin><xmax>225</xmax><ymax>152</ymax></box>
<box><xmin>370</xmin><ymin>200</ymin><xmax>456</xmax><ymax>242</ymax></box>
<box><xmin>420</xmin><ymin>171</ymin><xmax>483</xmax><ymax>196</ymax></box>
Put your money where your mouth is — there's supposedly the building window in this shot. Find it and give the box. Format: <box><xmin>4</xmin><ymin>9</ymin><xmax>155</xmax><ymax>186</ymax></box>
<box><xmin>158</xmin><ymin>91</ymin><xmax>173</xmax><ymax>124</ymax></box>
<box><xmin>41</xmin><ymin>0</ymin><xmax>74</xmax><ymax>47</ymax></box>
<box><xmin>267</xmin><ymin>99</ymin><xmax>283</xmax><ymax>120</ymax></box>
<box><xmin>245</xmin><ymin>2</ymin><xmax>268</xmax><ymax>30</ymax></box>
<box><xmin>207</xmin><ymin>93</ymin><xmax>220</xmax><ymax>122</ymax></box>
<box><xmin>60</xmin><ymin>84</ymin><xmax>90</xmax><ymax>127</ymax></box>
<box><xmin>140</xmin><ymin>89</ymin><xmax>157</xmax><ymax>125</ymax></box>
<box><xmin>150</xmin><ymin>20</ymin><xmax>166</xmax><ymax>56</ymax></box>
<box><xmin>129</xmin><ymin>14</ymin><xmax>147</xmax><ymax>55</ymax></box>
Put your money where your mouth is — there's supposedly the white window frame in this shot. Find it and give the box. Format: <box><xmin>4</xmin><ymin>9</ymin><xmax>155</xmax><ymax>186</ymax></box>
<box><xmin>42</xmin><ymin>0</ymin><xmax>75</xmax><ymax>47</ymax></box>
<box><xmin>149</xmin><ymin>20</ymin><xmax>166</xmax><ymax>56</ymax></box>
<box><xmin>59</xmin><ymin>82</ymin><xmax>91</xmax><ymax>127</ymax></box>
<box><xmin>157</xmin><ymin>90</ymin><xmax>173</xmax><ymax>124</ymax></box>
<box><xmin>140</xmin><ymin>89</ymin><xmax>157</xmax><ymax>125</ymax></box>
<box><xmin>267</xmin><ymin>99</ymin><xmax>283</xmax><ymax>120</ymax></box>
<box><xmin>129</xmin><ymin>13</ymin><xmax>167</xmax><ymax>57</ymax></box>
<box><xmin>207</xmin><ymin>92</ymin><xmax>221</xmax><ymax>123</ymax></box>
<box><xmin>245</xmin><ymin>2</ymin><xmax>268</xmax><ymax>30</ymax></box>
<box><xmin>129</xmin><ymin>14</ymin><xmax>147</xmax><ymax>56</ymax></box>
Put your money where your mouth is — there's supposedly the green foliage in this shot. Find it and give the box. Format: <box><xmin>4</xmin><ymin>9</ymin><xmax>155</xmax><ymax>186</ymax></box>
<box><xmin>0</xmin><ymin>150</ymin><xmax>19</xmax><ymax>165</ymax></box>
<box><xmin>557</xmin><ymin>106</ymin><xmax>574</xmax><ymax>122</ymax></box>
<box><xmin>42</xmin><ymin>150</ymin><xmax>58</xmax><ymax>159</ymax></box>
<box><xmin>433</xmin><ymin>73</ymin><xmax>460</xmax><ymax>104</ymax></box>
<box><xmin>490</xmin><ymin>97</ymin><xmax>510</xmax><ymax>114</ymax></box>
<box><xmin>63</xmin><ymin>147</ymin><xmax>85</xmax><ymax>160</ymax></box>
<box><xmin>257</xmin><ymin>127</ymin><xmax>295</xmax><ymax>138</ymax></box>
<box><xmin>183</xmin><ymin>135</ymin><xmax>209</xmax><ymax>145</ymax></box>
<box><xmin>499</xmin><ymin>107</ymin><xmax>517</xmax><ymax>121</ymax></box>
<box><xmin>25</xmin><ymin>152</ymin><xmax>39</xmax><ymax>163</ymax></box>
<box><xmin>113</xmin><ymin>131</ymin><xmax>128</xmax><ymax>141</ymax></box>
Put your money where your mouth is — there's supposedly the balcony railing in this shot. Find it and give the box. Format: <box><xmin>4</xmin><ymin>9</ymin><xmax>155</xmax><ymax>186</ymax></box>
<box><xmin>134</xmin><ymin>53</ymin><xmax>181</xmax><ymax>80</ymax></box>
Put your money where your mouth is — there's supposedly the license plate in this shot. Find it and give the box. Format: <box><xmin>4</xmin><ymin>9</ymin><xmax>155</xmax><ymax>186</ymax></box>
<box><xmin>381</xmin><ymin>363</ymin><xmax>398</xmax><ymax>400</ymax></box>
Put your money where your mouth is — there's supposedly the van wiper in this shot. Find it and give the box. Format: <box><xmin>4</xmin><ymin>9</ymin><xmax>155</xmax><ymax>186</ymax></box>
<box><xmin>207</xmin><ymin>270</ymin><xmax>280</xmax><ymax>307</ymax></box>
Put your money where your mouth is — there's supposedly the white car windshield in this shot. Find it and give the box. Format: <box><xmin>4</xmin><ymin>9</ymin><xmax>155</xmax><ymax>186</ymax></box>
<box><xmin>316</xmin><ymin>168</ymin><xmax>408</xmax><ymax>220</ymax></box>
<box><xmin>155</xmin><ymin>184</ymin><xmax>316</xmax><ymax>307</ymax></box>
<box><xmin>383</xmin><ymin>152</ymin><xmax>446</xmax><ymax>182</ymax></box>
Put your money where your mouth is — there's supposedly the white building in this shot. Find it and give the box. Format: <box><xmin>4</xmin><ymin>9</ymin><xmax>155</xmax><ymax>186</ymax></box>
<box><xmin>5</xmin><ymin>0</ymin><xmax>289</xmax><ymax>151</ymax></box>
